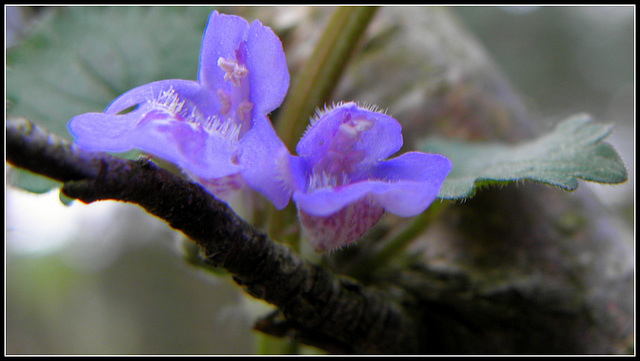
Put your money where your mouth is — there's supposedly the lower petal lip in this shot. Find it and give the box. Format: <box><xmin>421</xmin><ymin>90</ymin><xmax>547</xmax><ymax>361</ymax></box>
<box><xmin>293</xmin><ymin>173</ymin><xmax>447</xmax><ymax>218</ymax></box>
<box><xmin>292</xmin><ymin>179</ymin><xmax>392</xmax><ymax>217</ymax></box>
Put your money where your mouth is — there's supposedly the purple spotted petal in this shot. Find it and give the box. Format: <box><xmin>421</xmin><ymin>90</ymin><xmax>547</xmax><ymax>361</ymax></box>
<box><xmin>298</xmin><ymin>198</ymin><xmax>385</xmax><ymax>253</ymax></box>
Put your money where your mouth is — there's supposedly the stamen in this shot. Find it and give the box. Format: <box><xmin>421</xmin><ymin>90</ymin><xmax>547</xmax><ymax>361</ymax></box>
<box><xmin>338</xmin><ymin>123</ymin><xmax>359</xmax><ymax>139</ymax></box>
<box><xmin>215</xmin><ymin>47</ymin><xmax>253</xmax><ymax>138</ymax></box>
<box><xmin>217</xmin><ymin>57</ymin><xmax>248</xmax><ymax>87</ymax></box>
<box><xmin>233</xmin><ymin>64</ymin><xmax>248</xmax><ymax>79</ymax></box>
<box><xmin>350</xmin><ymin>118</ymin><xmax>374</xmax><ymax>132</ymax></box>
<box><xmin>217</xmin><ymin>89</ymin><xmax>231</xmax><ymax>115</ymax></box>
<box><xmin>235</xmin><ymin>101</ymin><xmax>254</xmax><ymax>124</ymax></box>
<box><xmin>217</xmin><ymin>58</ymin><xmax>236</xmax><ymax>78</ymax></box>
<box><xmin>312</xmin><ymin>111</ymin><xmax>375</xmax><ymax>176</ymax></box>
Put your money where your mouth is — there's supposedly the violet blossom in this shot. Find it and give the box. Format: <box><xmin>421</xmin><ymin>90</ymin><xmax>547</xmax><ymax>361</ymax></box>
<box><xmin>67</xmin><ymin>11</ymin><xmax>451</xmax><ymax>254</ymax></box>
<box><xmin>281</xmin><ymin>102</ymin><xmax>451</xmax><ymax>253</ymax></box>
<box><xmin>68</xmin><ymin>11</ymin><xmax>291</xmax><ymax>209</ymax></box>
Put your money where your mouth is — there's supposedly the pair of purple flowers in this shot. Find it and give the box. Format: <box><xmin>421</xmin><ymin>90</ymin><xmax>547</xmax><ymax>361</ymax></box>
<box><xmin>68</xmin><ymin>11</ymin><xmax>451</xmax><ymax>253</ymax></box>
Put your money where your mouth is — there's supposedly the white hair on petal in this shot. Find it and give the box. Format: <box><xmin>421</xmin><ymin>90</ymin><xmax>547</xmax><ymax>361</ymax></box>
<box><xmin>151</xmin><ymin>86</ymin><xmax>241</xmax><ymax>142</ymax></box>
<box><xmin>299</xmin><ymin>100</ymin><xmax>390</xmax><ymax>140</ymax></box>
<box><xmin>308</xmin><ymin>101</ymin><xmax>350</xmax><ymax>125</ymax></box>
<box><xmin>202</xmin><ymin>115</ymin><xmax>242</xmax><ymax>142</ymax></box>
<box><xmin>355</xmin><ymin>100</ymin><xmax>389</xmax><ymax>115</ymax></box>
<box><xmin>152</xmin><ymin>87</ymin><xmax>187</xmax><ymax>118</ymax></box>
<box><xmin>307</xmin><ymin>171</ymin><xmax>350</xmax><ymax>192</ymax></box>
<box><xmin>301</xmin><ymin>101</ymin><xmax>353</xmax><ymax>139</ymax></box>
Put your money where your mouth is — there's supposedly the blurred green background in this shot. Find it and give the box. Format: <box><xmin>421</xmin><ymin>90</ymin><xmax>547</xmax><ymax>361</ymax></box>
<box><xmin>5</xmin><ymin>6</ymin><xmax>634</xmax><ymax>354</ymax></box>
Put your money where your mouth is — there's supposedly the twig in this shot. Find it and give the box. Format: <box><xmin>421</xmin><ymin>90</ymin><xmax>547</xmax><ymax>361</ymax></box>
<box><xmin>6</xmin><ymin>117</ymin><xmax>420</xmax><ymax>354</ymax></box>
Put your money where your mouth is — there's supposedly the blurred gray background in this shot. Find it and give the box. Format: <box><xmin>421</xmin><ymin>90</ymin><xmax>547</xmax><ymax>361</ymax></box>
<box><xmin>5</xmin><ymin>5</ymin><xmax>634</xmax><ymax>354</ymax></box>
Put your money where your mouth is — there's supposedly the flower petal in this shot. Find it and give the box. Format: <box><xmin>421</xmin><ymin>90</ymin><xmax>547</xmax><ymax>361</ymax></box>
<box><xmin>298</xmin><ymin>197</ymin><xmax>385</xmax><ymax>253</ymax></box>
<box><xmin>104</xmin><ymin>79</ymin><xmax>220</xmax><ymax>116</ymax></box>
<box><xmin>244</xmin><ymin>19</ymin><xmax>290</xmax><ymax>114</ymax></box>
<box><xmin>239</xmin><ymin>114</ymin><xmax>292</xmax><ymax>209</ymax></box>
<box><xmin>68</xmin><ymin>110</ymin><xmax>141</xmax><ymax>152</ymax></box>
<box><xmin>296</xmin><ymin>102</ymin><xmax>403</xmax><ymax>172</ymax></box>
<box><xmin>293</xmin><ymin>152</ymin><xmax>451</xmax><ymax>217</ymax></box>
<box><xmin>197</xmin><ymin>11</ymin><xmax>250</xmax><ymax>92</ymax></box>
<box><xmin>293</xmin><ymin>179</ymin><xmax>388</xmax><ymax>216</ymax></box>
<box><xmin>191</xmin><ymin>173</ymin><xmax>246</xmax><ymax>201</ymax></box>
<box><xmin>69</xmin><ymin>79</ymin><xmax>240</xmax><ymax>179</ymax></box>
<box><xmin>370</xmin><ymin>152</ymin><xmax>452</xmax><ymax>216</ymax></box>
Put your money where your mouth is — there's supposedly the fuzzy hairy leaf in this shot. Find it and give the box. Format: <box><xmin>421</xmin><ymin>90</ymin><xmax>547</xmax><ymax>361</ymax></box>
<box><xmin>419</xmin><ymin>114</ymin><xmax>628</xmax><ymax>200</ymax></box>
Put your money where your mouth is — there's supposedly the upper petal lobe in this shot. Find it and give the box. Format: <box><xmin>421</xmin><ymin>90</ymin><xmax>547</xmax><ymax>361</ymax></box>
<box><xmin>197</xmin><ymin>11</ymin><xmax>250</xmax><ymax>91</ymax></box>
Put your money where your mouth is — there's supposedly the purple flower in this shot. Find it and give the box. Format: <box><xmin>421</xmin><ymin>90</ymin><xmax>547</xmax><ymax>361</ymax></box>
<box><xmin>68</xmin><ymin>11</ymin><xmax>291</xmax><ymax>209</ymax></box>
<box><xmin>282</xmin><ymin>102</ymin><xmax>451</xmax><ymax>253</ymax></box>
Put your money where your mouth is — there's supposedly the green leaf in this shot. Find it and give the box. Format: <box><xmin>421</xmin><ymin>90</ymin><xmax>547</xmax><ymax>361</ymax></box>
<box><xmin>6</xmin><ymin>6</ymin><xmax>215</xmax><ymax>194</ymax></box>
<box><xmin>419</xmin><ymin>114</ymin><xmax>628</xmax><ymax>200</ymax></box>
<box><xmin>6</xmin><ymin>6</ymin><xmax>215</xmax><ymax>139</ymax></box>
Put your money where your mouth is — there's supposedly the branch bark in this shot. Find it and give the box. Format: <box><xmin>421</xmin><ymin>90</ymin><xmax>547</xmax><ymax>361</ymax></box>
<box><xmin>6</xmin><ymin>117</ymin><xmax>420</xmax><ymax>354</ymax></box>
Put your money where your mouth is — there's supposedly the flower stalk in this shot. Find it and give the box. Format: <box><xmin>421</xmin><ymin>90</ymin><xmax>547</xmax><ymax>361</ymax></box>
<box><xmin>352</xmin><ymin>201</ymin><xmax>450</xmax><ymax>279</ymax></box>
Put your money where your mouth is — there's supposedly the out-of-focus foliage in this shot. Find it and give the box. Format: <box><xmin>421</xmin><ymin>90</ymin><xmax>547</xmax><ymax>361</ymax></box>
<box><xmin>6</xmin><ymin>7</ymin><xmax>215</xmax><ymax>194</ymax></box>
<box><xmin>455</xmin><ymin>6</ymin><xmax>634</xmax><ymax>120</ymax></box>
<box><xmin>6</xmin><ymin>235</ymin><xmax>253</xmax><ymax>354</ymax></box>
<box><xmin>333</xmin><ymin>7</ymin><xmax>533</xmax><ymax>146</ymax></box>
<box><xmin>6</xmin><ymin>7</ymin><xmax>215</xmax><ymax>137</ymax></box>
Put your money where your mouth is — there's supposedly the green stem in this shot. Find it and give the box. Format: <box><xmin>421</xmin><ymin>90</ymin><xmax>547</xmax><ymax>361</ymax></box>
<box><xmin>275</xmin><ymin>6</ymin><xmax>379</xmax><ymax>151</ymax></box>
<box><xmin>355</xmin><ymin>201</ymin><xmax>450</xmax><ymax>277</ymax></box>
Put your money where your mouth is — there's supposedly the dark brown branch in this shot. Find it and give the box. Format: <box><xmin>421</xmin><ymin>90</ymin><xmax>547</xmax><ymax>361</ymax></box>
<box><xmin>6</xmin><ymin>117</ymin><xmax>420</xmax><ymax>354</ymax></box>
<box><xmin>7</xmin><ymin>117</ymin><xmax>102</xmax><ymax>181</ymax></box>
